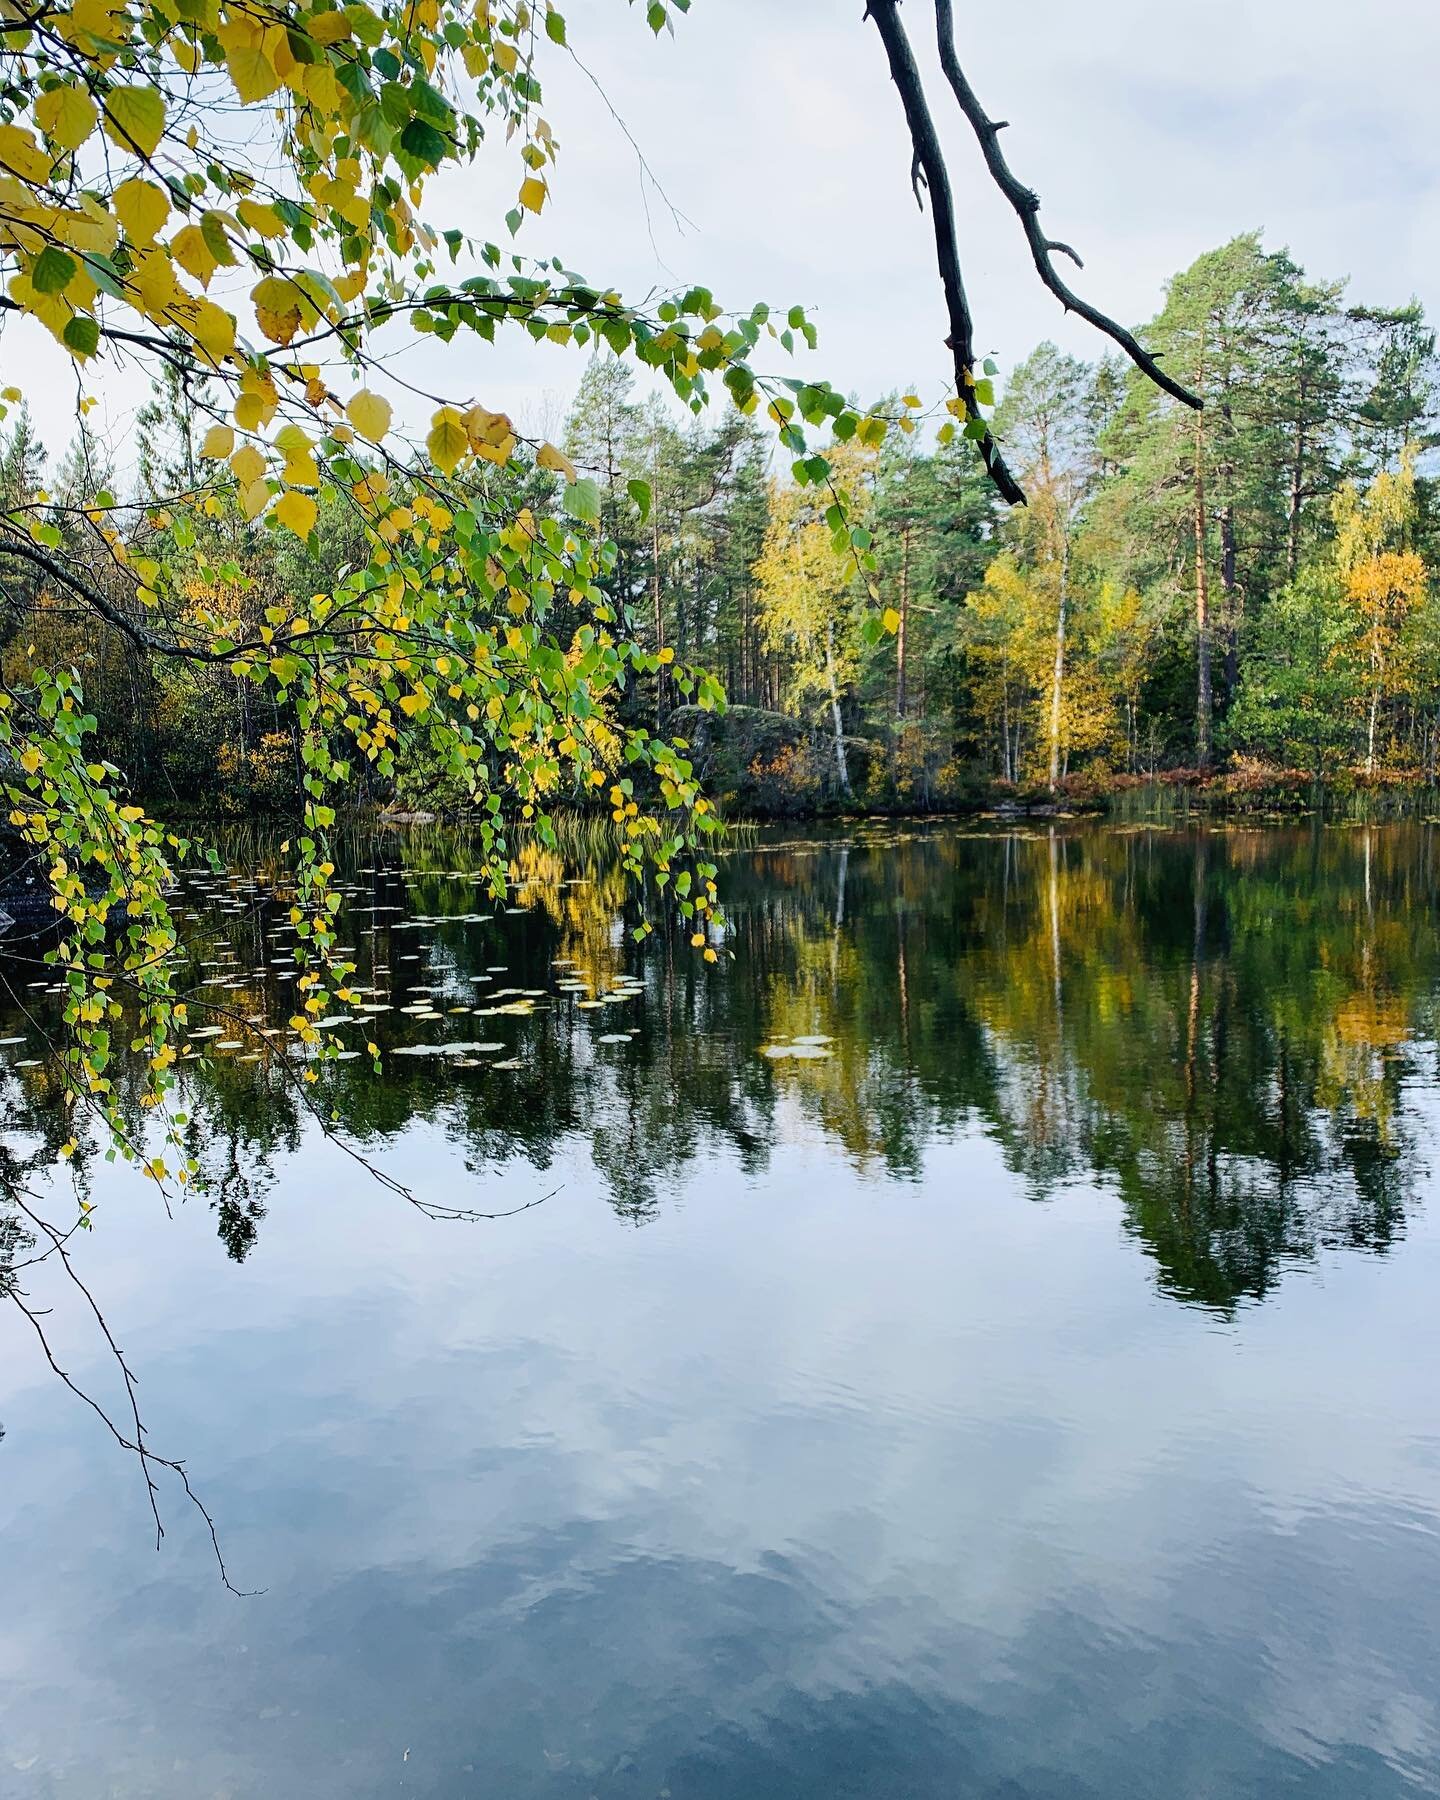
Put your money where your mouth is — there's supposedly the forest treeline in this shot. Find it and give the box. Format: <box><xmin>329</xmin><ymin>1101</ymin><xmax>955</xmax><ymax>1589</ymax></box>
<box><xmin>4</xmin><ymin>232</ymin><xmax>1437</xmax><ymax>819</ymax></box>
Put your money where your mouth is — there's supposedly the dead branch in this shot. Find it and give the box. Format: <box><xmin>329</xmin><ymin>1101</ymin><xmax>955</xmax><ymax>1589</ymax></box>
<box><xmin>865</xmin><ymin>0</ymin><xmax>1026</xmax><ymax>505</ymax></box>
<box><xmin>931</xmin><ymin>0</ymin><xmax>1203</xmax><ymax>412</ymax></box>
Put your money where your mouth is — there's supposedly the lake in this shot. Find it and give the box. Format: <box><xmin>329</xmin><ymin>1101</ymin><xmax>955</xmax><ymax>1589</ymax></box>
<box><xmin>2</xmin><ymin>818</ymin><xmax>1438</xmax><ymax>1798</ymax></box>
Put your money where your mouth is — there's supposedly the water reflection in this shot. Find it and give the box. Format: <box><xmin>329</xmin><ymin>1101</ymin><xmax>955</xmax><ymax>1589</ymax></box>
<box><xmin>5</xmin><ymin>819</ymin><xmax>1433</xmax><ymax>1312</ymax></box>
<box><xmin>2</xmin><ymin>823</ymin><xmax>1440</xmax><ymax>1797</ymax></box>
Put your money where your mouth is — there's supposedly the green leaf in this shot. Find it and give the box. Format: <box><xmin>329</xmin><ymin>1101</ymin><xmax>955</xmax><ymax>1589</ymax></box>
<box><xmin>32</xmin><ymin>246</ymin><xmax>77</xmax><ymax>294</ymax></box>
<box><xmin>545</xmin><ymin>7</ymin><xmax>566</xmax><ymax>43</ymax></box>
<box><xmin>399</xmin><ymin>117</ymin><xmax>449</xmax><ymax>167</ymax></box>
<box><xmin>61</xmin><ymin>313</ymin><xmax>100</xmax><ymax>357</ymax></box>
<box><xmin>626</xmin><ymin>477</ymin><xmax>651</xmax><ymax>522</ymax></box>
<box><xmin>565</xmin><ymin>477</ymin><xmax>602</xmax><ymax>523</ymax></box>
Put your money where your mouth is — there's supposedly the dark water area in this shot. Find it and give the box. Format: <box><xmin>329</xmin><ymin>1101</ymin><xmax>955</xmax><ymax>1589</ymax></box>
<box><xmin>2</xmin><ymin>819</ymin><xmax>1439</xmax><ymax>1797</ymax></box>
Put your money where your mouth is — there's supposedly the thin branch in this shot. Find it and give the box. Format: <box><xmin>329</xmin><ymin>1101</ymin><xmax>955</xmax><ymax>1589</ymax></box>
<box><xmin>932</xmin><ymin>0</ymin><xmax>1203</xmax><ymax>412</ymax></box>
<box><xmin>5</xmin><ymin>1187</ymin><xmax>257</xmax><ymax>1596</ymax></box>
<box><xmin>865</xmin><ymin>0</ymin><xmax>1026</xmax><ymax>505</ymax></box>
<box><xmin>0</xmin><ymin>535</ymin><xmax>238</xmax><ymax>664</ymax></box>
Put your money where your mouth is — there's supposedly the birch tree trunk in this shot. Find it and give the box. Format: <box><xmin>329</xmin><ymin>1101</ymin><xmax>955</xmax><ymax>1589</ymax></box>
<box><xmin>1048</xmin><ymin>533</ymin><xmax>1069</xmax><ymax>792</ymax></box>
<box><xmin>826</xmin><ymin>621</ymin><xmax>851</xmax><ymax>797</ymax></box>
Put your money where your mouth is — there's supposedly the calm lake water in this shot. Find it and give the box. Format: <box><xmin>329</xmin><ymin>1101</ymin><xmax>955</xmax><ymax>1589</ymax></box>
<box><xmin>2</xmin><ymin>819</ymin><xmax>1439</xmax><ymax>1798</ymax></box>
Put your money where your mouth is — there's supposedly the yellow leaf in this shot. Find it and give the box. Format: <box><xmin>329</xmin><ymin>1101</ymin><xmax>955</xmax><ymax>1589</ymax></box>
<box><xmin>398</xmin><ymin>690</ymin><xmax>430</xmax><ymax>717</ymax></box>
<box><xmin>233</xmin><ymin>369</ymin><xmax>279</xmax><ymax>433</ymax></box>
<box><xmin>881</xmin><ymin>606</ymin><xmax>901</xmax><ymax>634</ymax></box>
<box><xmin>188</xmin><ymin>296</ymin><xmax>236</xmax><ymax>363</ymax></box>
<box><xmin>518</xmin><ymin>176</ymin><xmax>546</xmax><ymax>214</ymax></box>
<box><xmin>251</xmin><ymin>274</ymin><xmax>306</xmax><ymax>345</ymax></box>
<box><xmin>274</xmin><ymin>421</ymin><xmax>313</xmax><ymax>455</ymax></box>
<box><xmin>462</xmin><ymin>404</ymin><xmax>508</xmax><ymax>449</ymax></box>
<box><xmin>103</xmin><ymin>87</ymin><xmax>166</xmax><ymax>159</ymax></box>
<box><xmin>170</xmin><ymin>223</ymin><xmax>218</xmax><ymax>286</ymax></box>
<box><xmin>536</xmin><ymin>441</ymin><xmax>576</xmax><ymax>482</ymax></box>
<box><xmin>284</xmin><ymin>450</ymin><xmax>320</xmax><ymax>487</ymax></box>
<box><xmin>227</xmin><ymin>44</ymin><xmax>281</xmax><ymax>104</ymax></box>
<box><xmin>239</xmin><ymin>477</ymin><xmax>270</xmax><ymax>519</ymax></box>
<box><xmin>274</xmin><ymin>488</ymin><xmax>317</xmax><ymax>538</ymax></box>
<box><xmin>307</xmin><ymin>9</ymin><xmax>353</xmax><ymax>43</ymax></box>
<box><xmin>0</xmin><ymin>124</ymin><xmax>51</xmax><ymax>184</ymax></box>
<box><xmin>35</xmin><ymin>84</ymin><xmax>97</xmax><ymax>154</ymax></box>
<box><xmin>200</xmin><ymin>423</ymin><xmax>234</xmax><ymax>459</ymax></box>
<box><xmin>61</xmin><ymin>0</ymin><xmax>125</xmax><ymax>44</ymax></box>
<box><xmin>236</xmin><ymin>198</ymin><xmax>286</xmax><ymax>239</ymax></box>
<box><xmin>426</xmin><ymin>406</ymin><xmax>468</xmax><ymax>475</ymax></box>
<box><xmin>256</xmin><ymin>304</ymin><xmax>301</xmax><ymax>346</ymax></box>
<box><xmin>113</xmin><ymin>178</ymin><xmax>169</xmax><ymax>247</ymax></box>
<box><xmin>230</xmin><ymin>444</ymin><xmax>265</xmax><ymax>484</ymax></box>
<box><xmin>345</xmin><ymin>388</ymin><xmax>391</xmax><ymax>442</ymax></box>
<box><xmin>9</xmin><ymin>270</ymin><xmax>73</xmax><ymax>339</ymax></box>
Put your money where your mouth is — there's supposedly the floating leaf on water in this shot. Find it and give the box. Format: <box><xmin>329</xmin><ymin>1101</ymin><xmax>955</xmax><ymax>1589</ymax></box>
<box><xmin>596</xmin><ymin>1034</ymin><xmax>630</xmax><ymax>1045</ymax></box>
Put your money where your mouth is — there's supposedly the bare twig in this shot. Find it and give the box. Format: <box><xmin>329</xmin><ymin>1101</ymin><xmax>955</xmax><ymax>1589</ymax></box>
<box><xmin>931</xmin><ymin>0</ymin><xmax>1202</xmax><ymax>413</ymax></box>
<box><xmin>4</xmin><ymin>1185</ymin><xmax>258</xmax><ymax>1596</ymax></box>
<box><xmin>865</xmin><ymin>0</ymin><xmax>1026</xmax><ymax>505</ymax></box>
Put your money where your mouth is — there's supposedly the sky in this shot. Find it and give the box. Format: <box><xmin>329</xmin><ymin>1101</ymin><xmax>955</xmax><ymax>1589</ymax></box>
<box><xmin>8</xmin><ymin>0</ymin><xmax>1440</xmax><ymax>475</ymax></box>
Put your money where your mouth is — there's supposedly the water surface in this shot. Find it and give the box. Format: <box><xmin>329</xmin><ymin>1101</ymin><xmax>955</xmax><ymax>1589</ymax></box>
<box><xmin>2</xmin><ymin>820</ymin><xmax>1438</xmax><ymax>1797</ymax></box>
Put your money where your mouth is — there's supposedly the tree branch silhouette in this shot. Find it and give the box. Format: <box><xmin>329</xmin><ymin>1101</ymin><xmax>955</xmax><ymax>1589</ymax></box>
<box><xmin>867</xmin><ymin>0</ymin><xmax>1203</xmax><ymax>507</ymax></box>
<box><xmin>866</xmin><ymin>0</ymin><xmax>1026</xmax><ymax>505</ymax></box>
<box><xmin>932</xmin><ymin>0</ymin><xmax>1203</xmax><ymax>413</ymax></box>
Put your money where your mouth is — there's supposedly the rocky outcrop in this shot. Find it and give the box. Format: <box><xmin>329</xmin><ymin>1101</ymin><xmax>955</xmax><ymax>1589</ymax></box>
<box><xmin>666</xmin><ymin>705</ymin><xmax>881</xmax><ymax>817</ymax></box>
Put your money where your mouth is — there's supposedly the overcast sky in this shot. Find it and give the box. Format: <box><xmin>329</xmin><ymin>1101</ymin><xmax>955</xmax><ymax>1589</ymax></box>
<box><xmin>10</xmin><ymin>0</ymin><xmax>1440</xmax><ymax>472</ymax></box>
